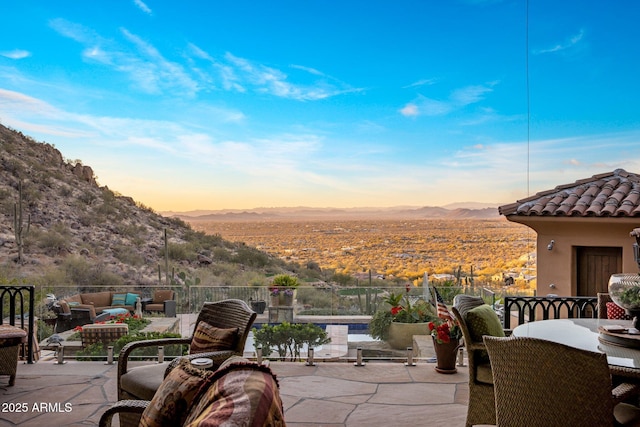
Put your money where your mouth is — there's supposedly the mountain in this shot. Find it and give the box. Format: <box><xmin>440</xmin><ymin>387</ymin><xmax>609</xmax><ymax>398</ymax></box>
<box><xmin>0</xmin><ymin>124</ymin><xmax>287</xmax><ymax>287</ymax></box>
<box><xmin>161</xmin><ymin>205</ymin><xmax>501</xmax><ymax>221</ymax></box>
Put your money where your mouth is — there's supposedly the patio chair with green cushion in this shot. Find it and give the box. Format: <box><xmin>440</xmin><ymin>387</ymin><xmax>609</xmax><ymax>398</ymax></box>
<box><xmin>484</xmin><ymin>336</ymin><xmax>640</xmax><ymax>427</ymax></box>
<box><xmin>452</xmin><ymin>294</ymin><xmax>511</xmax><ymax>427</ymax></box>
<box><xmin>117</xmin><ymin>299</ymin><xmax>256</xmax><ymax>426</ymax></box>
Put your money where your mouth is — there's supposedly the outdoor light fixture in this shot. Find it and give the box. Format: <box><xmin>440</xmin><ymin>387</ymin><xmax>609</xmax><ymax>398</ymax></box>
<box><xmin>354</xmin><ymin>347</ymin><xmax>365</xmax><ymax>367</ymax></box>
<box><xmin>158</xmin><ymin>346</ymin><xmax>164</xmax><ymax>363</ymax></box>
<box><xmin>405</xmin><ymin>347</ymin><xmax>416</xmax><ymax>367</ymax></box>
<box><xmin>457</xmin><ymin>347</ymin><xmax>466</xmax><ymax>367</ymax></box>
<box><xmin>105</xmin><ymin>346</ymin><xmax>114</xmax><ymax>365</ymax></box>
<box><xmin>56</xmin><ymin>345</ymin><xmax>66</xmax><ymax>365</ymax></box>
<box><xmin>547</xmin><ymin>240</ymin><xmax>555</xmax><ymax>251</ymax></box>
<box><xmin>306</xmin><ymin>348</ymin><xmax>316</xmax><ymax>366</ymax></box>
<box><xmin>256</xmin><ymin>346</ymin><xmax>263</xmax><ymax>365</ymax></box>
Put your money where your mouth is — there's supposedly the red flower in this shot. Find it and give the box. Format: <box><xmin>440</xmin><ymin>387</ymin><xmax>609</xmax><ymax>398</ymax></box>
<box><xmin>391</xmin><ymin>306</ymin><xmax>403</xmax><ymax>315</ymax></box>
<box><xmin>437</xmin><ymin>329</ymin><xmax>450</xmax><ymax>343</ymax></box>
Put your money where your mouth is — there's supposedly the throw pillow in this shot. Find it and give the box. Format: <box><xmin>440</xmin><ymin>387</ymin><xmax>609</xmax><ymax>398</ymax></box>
<box><xmin>465</xmin><ymin>304</ymin><xmax>505</xmax><ymax>342</ymax></box>
<box><xmin>139</xmin><ymin>358</ymin><xmax>215</xmax><ymax>427</ymax></box>
<box><xmin>606</xmin><ymin>302</ymin><xmax>632</xmax><ymax>320</ymax></box>
<box><xmin>124</xmin><ymin>293</ymin><xmax>138</xmax><ymax>306</ymax></box>
<box><xmin>190</xmin><ymin>322</ymin><xmax>238</xmax><ymax>355</ymax></box>
<box><xmin>111</xmin><ymin>293</ymin><xmax>126</xmax><ymax>306</ymax></box>
<box><xmin>153</xmin><ymin>289</ymin><xmax>174</xmax><ymax>303</ymax></box>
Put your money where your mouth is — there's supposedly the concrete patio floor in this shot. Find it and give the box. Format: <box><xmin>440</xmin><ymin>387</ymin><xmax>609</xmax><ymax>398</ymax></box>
<box><xmin>0</xmin><ymin>357</ymin><xmax>473</xmax><ymax>427</ymax></box>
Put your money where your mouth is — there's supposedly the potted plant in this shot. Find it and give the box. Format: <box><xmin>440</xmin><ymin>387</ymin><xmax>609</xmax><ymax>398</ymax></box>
<box><xmin>429</xmin><ymin>319</ymin><xmax>462</xmax><ymax>374</ymax></box>
<box><xmin>369</xmin><ymin>288</ymin><xmax>438</xmax><ymax>350</ymax></box>
<box><xmin>269</xmin><ymin>274</ymin><xmax>300</xmax><ymax>306</ymax></box>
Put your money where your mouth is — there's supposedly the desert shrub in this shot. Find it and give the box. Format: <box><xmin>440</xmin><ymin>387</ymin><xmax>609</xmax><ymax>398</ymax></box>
<box><xmin>112</xmin><ymin>244</ymin><xmax>145</xmax><ymax>266</ymax></box>
<box><xmin>211</xmin><ymin>247</ymin><xmax>232</xmax><ymax>262</ymax></box>
<box><xmin>36</xmin><ymin>230</ymin><xmax>67</xmax><ymax>255</ymax></box>
<box><xmin>296</xmin><ymin>286</ymin><xmax>334</xmax><ymax>310</ymax></box>
<box><xmin>117</xmin><ymin>223</ymin><xmax>147</xmax><ymax>241</ymax></box>
<box><xmin>78</xmin><ymin>190</ymin><xmax>97</xmax><ymax>205</ymax></box>
<box><xmin>60</xmin><ymin>256</ymin><xmax>124</xmax><ymax>287</ymax></box>
<box><xmin>167</xmin><ymin>242</ymin><xmax>190</xmax><ymax>261</ymax></box>
<box><xmin>232</xmin><ymin>246</ymin><xmax>271</xmax><ymax>268</ymax></box>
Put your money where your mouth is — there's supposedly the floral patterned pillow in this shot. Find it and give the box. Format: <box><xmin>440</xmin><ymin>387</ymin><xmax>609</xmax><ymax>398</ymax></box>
<box><xmin>139</xmin><ymin>359</ymin><xmax>214</xmax><ymax>427</ymax></box>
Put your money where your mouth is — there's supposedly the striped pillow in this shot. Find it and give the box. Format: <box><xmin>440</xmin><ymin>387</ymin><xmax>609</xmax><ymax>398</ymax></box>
<box><xmin>190</xmin><ymin>322</ymin><xmax>238</xmax><ymax>355</ymax></box>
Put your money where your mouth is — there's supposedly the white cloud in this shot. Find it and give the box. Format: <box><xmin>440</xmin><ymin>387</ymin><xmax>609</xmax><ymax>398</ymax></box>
<box><xmin>399</xmin><ymin>103</ymin><xmax>419</xmax><ymax>117</ymax></box>
<box><xmin>133</xmin><ymin>0</ymin><xmax>152</xmax><ymax>15</ymax></box>
<box><xmin>400</xmin><ymin>83</ymin><xmax>496</xmax><ymax>118</ymax></box>
<box><xmin>218</xmin><ymin>52</ymin><xmax>356</xmax><ymax>101</ymax></box>
<box><xmin>0</xmin><ymin>50</ymin><xmax>31</xmax><ymax>60</ymax></box>
<box><xmin>534</xmin><ymin>29</ymin><xmax>585</xmax><ymax>55</ymax></box>
<box><xmin>403</xmin><ymin>78</ymin><xmax>437</xmax><ymax>89</ymax></box>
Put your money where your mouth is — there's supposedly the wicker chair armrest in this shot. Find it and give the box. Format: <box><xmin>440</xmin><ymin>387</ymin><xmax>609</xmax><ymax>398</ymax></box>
<box><xmin>118</xmin><ymin>337</ymin><xmax>191</xmax><ymax>379</ymax></box>
<box><xmin>612</xmin><ymin>382</ymin><xmax>640</xmax><ymax>405</ymax></box>
<box><xmin>465</xmin><ymin>341</ymin><xmax>487</xmax><ymax>351</ymax></box>
<box><xmin>99</xmin><ymin>400</ymin><xmax>149</xmax><ymax>427</ymax></box>
<box><xmin>610</xmin><ymin>366</ymin><xmax>640</xmax><ymax>381</ymax></box>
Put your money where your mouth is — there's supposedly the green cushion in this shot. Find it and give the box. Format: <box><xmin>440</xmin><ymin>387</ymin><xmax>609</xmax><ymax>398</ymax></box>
<box><xmin>111</xmin><ymin>293</ymin><xmax>127</xmax><ymax>306</ymax></box>
<box><xmin>125</xmin><ymin>293</ymin><xmax>138</xmax><ymax>306</ymax></box>
<box><xmin>465</xmin><ymin>304</ymin><xmax>505</xmax><ymax>342</ymax></box>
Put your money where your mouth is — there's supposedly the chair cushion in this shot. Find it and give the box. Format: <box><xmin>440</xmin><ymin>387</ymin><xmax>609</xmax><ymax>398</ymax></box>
<box><xmin>606</xmin><ymin>302</ymin><xmax>632</xmax><ymax>320</ymax></box>
<box><xmin>183</xmin><ymin>359</ymin><xmax>285</xmax><ymax>427</ymax></box>
<box><xmin>466</xmin><ymin>304</ymin><xmax>505</xmax><ymax>342</ymax></box>
<box><xmin>120</xmin><ymin>362</ymin><xmax>171</xmax><ymax>401</ymax></box>
<box><xmin>476</xmin><ymin>361</ymin><xmax>494</xmax><ymax>385</ymax></box>
<box><xmin>190</xmin><ymin>322</ymin><xmax>238</xmax><ymax>355</ymax></box>
<box><xmin>81</xmin><ymin>291</ymin><xmax>112</xmax><ymax>307</ymax></box>
<box><xmin>125</xmin><ymin>293</ymin><xmax>139</xmax><ymax>306</ymax></box>
<box><xmin>153</xmin><ymin>290</ymin><xmax>174</xmax><ymax>303</ymax></box>
<box><xmin>139</xmin><ymin>359</ymin><xmax>215</xmax><ymax>427</ymax></box>
<box><xmin>111</xmin><ymin>293</ymin><xmax>127</xmax><ymax>306</ymax></box>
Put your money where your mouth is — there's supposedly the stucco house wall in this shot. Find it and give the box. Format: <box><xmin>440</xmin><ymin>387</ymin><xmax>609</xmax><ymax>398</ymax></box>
<box><xmin>504</xmin><ymin>216</ymin><xmax>638</xmax><ymax>296</ymax></box>
<box><xmin>499</xmin><ymin>169</ymin><xmax>640</xmax><ymax>297</ymax></box>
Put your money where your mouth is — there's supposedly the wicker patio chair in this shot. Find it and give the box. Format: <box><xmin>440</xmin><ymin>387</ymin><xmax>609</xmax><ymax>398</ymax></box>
<box><xmin>484</xmin><ymin>336</ymin><xmax>640</xmax><ymax>427</ymax></box>
<box><xmin>599</xmin><ymin>292</ymin><xmax>615</xmax><ymax>319</ymax></box>
<box><xmin>0</xmin><ymin>325</ymin><xmax>27</xmax><ymax>386</ymax></box>
<box><xmin>452</xmin><ymin>294</ymin><xmax>511</xmax><ymax>427</ymax></box>
<box><xmin>117</xmin><ymin>299</ymin><xmax>256</xmax><ymax>425</ymax></box>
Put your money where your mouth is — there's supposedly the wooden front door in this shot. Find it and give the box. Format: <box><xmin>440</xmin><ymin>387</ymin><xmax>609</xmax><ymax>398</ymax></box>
<box><xmin>576</xmin><ymin>246</ymin><xmax>622</xmax><ymax>296</ymax></box>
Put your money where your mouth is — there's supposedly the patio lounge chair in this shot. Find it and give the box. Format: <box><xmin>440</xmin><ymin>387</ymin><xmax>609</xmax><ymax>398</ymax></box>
<box><xmin>117</xmin><ymin>299</ymin><xmax>256</xmax><ymax>425</ymax></box>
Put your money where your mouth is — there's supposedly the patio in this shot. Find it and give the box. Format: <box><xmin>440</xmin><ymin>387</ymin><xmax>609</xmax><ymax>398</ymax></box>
<box><xmin>0</xmin><ymin>356</ymin><xmax>473</xmax><ymax>427</ymax></box>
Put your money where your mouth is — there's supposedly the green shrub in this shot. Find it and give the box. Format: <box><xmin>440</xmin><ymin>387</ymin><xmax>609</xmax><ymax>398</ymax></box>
<box><xmin>252</xmin><ymin>322</ymin><xmax>330</xmax><ymax>361</ymax></box>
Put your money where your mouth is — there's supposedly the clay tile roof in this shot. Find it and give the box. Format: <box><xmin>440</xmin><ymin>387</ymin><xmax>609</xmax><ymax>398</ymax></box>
<box><xmin>499</xmin><ymin>169</ymin><xmax>640</xmax><ymax>217</ymax></box>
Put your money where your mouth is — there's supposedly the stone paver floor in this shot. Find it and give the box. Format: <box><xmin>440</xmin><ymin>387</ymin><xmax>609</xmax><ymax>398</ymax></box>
<box><xmin>0</xmin><ymin>357</ymin><xmax>473</xmax><ymax>427</ymax></box>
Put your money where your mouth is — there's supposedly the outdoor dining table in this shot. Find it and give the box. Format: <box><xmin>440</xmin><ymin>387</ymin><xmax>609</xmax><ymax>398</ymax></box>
<box><xmin>512</xmin><ymin>318</ymin><xmax>640</xmax><ymax>379</ymax></box>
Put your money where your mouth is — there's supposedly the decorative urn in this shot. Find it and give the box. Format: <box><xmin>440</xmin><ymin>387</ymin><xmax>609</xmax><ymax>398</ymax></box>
<box><xmin>608</xmin><ymin>273</ymin><xmax>640</xmax><ymax>329</ymax></box>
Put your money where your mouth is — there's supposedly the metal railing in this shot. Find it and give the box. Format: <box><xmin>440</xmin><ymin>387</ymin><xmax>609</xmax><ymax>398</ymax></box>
<box><xmin>502</xmin><ymin>295</ymin><xmax>599</xmax><ymax>329</ymax></box>
<box><xmin>0</xmin><ymin>285</ymin><xmax>35</xmax><ymax>363</ymax></box>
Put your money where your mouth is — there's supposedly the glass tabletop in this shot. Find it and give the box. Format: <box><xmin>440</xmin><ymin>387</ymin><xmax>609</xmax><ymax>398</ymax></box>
<box><xmin>512</xmin><ymin>318</ymin><xmax>640</xmax><ymax>370</ymax></box>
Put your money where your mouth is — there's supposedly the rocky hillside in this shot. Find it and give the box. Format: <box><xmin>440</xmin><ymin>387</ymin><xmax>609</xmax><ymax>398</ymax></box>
<box><xmin>0</xmin><ymin>124</ymin><xmax>288</xmax><ymax>288</ymax></box>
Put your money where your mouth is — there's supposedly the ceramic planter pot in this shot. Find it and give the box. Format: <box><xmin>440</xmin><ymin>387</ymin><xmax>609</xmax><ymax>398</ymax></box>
<box><xmin>387</xmin><ymin>322</ymin><xmax>430</xmax><ymax>350</ymax></box>
<box><xmin>432</xmin><ymin>337</ymin><xmax>460</xmax><ymax>373</ymax></box>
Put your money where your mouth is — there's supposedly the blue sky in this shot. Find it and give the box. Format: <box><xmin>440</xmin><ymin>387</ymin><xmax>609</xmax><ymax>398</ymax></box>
<box><xmin>1</xmin><ymin>1</ymin><xmax>639</xmax><ymax>212</ymax></box>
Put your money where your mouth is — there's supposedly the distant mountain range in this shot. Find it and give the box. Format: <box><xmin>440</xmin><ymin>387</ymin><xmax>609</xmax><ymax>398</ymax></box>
<box><xmin>161</xmin><ymin>203</ymin><xmax>503</xmax><ymax>221</ymax></box>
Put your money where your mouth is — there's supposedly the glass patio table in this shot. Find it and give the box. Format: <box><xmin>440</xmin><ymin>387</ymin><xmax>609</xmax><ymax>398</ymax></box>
<box><xmin>512</xmin><ymin>318</ymin><xmax>640</xmax><ymax>378</ymax></box>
